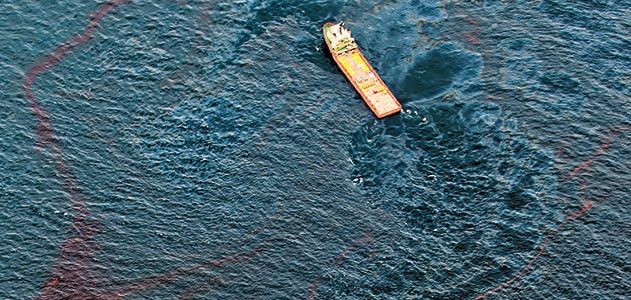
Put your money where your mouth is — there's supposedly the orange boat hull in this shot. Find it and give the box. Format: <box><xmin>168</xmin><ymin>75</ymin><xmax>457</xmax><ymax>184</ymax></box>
<box><xmin>323</xmin><ymin>22</ymin><xmax>401</xmax><ymax>118</ymax></box>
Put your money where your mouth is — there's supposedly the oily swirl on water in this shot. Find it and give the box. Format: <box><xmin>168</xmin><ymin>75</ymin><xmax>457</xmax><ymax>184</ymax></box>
<box><xmin>346</xmin><ymin>102</ymin><xmax>561</xmax><ymax>299</ymax></box>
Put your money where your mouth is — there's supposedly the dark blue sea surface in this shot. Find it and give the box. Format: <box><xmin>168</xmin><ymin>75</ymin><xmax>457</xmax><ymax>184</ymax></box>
<box><xmin>1</xmin><ymin>0</ymin><xmax>629</xmax><ymax>299</ymax></box>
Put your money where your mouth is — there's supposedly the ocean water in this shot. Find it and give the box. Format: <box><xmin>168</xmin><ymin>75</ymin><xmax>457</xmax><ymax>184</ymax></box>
<box><xmin>0</xmin><ymin>0</ymin><xmax>629</xmax><ymax>299</ymax></box>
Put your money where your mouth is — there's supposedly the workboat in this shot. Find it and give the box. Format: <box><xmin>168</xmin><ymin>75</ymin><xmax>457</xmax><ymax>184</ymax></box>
<box><xmin>323</xmin><ymin>22</ymin><xmax>401</xmax><ymax>118</ymax></box>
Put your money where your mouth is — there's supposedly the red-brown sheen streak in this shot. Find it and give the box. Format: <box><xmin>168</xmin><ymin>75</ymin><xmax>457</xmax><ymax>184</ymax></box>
<box><xmin>23</xmin><ymin>3</ymin><xmax>288</xmax><ymax>299</ymax></box>
<box><xmin>107</xmin><ymin>240</ymin><xmax>276</xmax><ymax>299</ymax></box>
<box><xmin>335</xmin><ymin>232</ymin><xmax>373</xmax><ymax>266</ymax></box>
<box><xmin>567</xmin><ymin>126</ymin><xmax>629</xmax><ymax>178</ymax></box>
<box><xmin>23</xmin><ymin>2</ymin><xmax>128</xmax><ymax>299</ymax></box>
<box><xmin>308</xmin><ymin>276</ymin><xmax>322</xmax><ymax>300</ymax></box>
<box><xmin>475</xmin><ymin>125</ymin><xmax>628</xmax><ymax>299</ymax></box>
<box><xmin>464</xmin><ymin>31</ymin><xmax>480</xmax><ymax>45</ymax></box>
<box><xmin>473</xmin><ymin>201</ymin><xmax>593</xmax><ymax>300</ymax></box>
<box><xmin>177</xmin><ymin>277</ymin><xmax>224</xmax><ymax>300</ymax></box>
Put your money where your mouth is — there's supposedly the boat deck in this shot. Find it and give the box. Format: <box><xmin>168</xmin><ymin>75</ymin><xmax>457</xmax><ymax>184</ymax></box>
<box><xmin>323</xmin><ymin>22</ymin><xmax>401</xmax><ymax>118</ymax></box>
